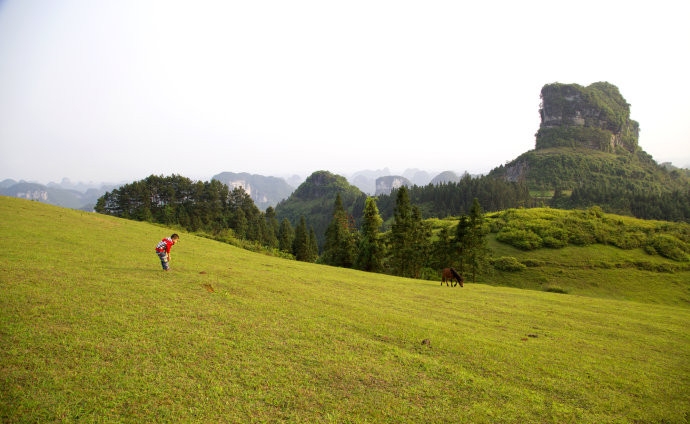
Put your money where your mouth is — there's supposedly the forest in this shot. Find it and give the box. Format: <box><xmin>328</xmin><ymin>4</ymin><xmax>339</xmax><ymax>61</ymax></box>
<box><xmin>95</xmin><ymin>173</ymin><xmax>690</xmax><ymax>284</ymax></box>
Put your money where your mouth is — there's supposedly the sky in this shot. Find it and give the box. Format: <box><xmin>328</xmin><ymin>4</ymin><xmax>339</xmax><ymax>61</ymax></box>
<box><xmin>1</xmin><ymin>0</ymin><xmax>689</xmax><ymax>185</ymax></box>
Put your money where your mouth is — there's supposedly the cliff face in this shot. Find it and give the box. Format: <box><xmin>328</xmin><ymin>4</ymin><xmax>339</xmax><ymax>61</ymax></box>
<box><xmin>212</xmin><ymin>172</ymin><xmax>294</xmax><ymax>210</ymax></box>
<box><xmin>536</xmin><ymin>82</ymin><xmax>639</xmax><ymax>153</ymax></box>
<box><xmin>375</xmin><ymin>175</ymin><xmax>411</xmax><ymax>196</ymax></box>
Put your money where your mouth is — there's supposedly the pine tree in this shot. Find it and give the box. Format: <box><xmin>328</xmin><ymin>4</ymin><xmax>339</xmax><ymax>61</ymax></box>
<box><xmin>263</xmin><ymin>207</ymin><xmax>280</xmax><ymax>248</ymax></box>
<box><xmin>409</xmin><ymin>206</ymin><xmax>431</xmax><ymax>278</ymax></box>
<box><xmin>278</xmin><ymin>218</ymin><xmax>294</xmax><ymax>253</ymax></box>
<box><xmin>292</xmin><ymin>216</ymin><xmax>312</xmax><ymax>262</ymax></box>
<box><xmin>355</xmin><ymin>197</ymin><xmax>384</xmax><ymax>272</ymax></box>
<box><xmin>322</xmin><ymin>193</ymin><xmax>356</xmax><ymax>267</ymax></box>
<box><xmin>432</xmin><ymin>225</ymin><xmax>454</xmax><ymax>271</ymax></box>
<box><xmin>466</xmin><ymin>198</ymin><xmax>490</xmax><ymax>283</ymax></box>
<box><xmin>308</xmin><ymin>227</ymin><xmax>319</xmax><ymax>262</ymax></box>
<box><xmin>454</xmin><ymin>215</ymin><xmax>471</xmax><ymax>275</ymax></box>
<box><xmin>388</xmin><ymin>187</ymin><xmax>429</xmax><ymax>277</ymax></box>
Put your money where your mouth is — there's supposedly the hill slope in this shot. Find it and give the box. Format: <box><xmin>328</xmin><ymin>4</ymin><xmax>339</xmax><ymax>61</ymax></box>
<box><xmin>1</xmin><ymin>197</ymin><xmax>689</xmax><ymax>422</ymax></box>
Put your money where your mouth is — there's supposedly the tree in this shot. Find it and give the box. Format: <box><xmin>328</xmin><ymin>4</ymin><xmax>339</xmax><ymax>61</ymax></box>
<box><xmin>466</xmin><ymin>198</ymin><xmax>491</xmax><ymax>282</ymax></box>
<box><xmin>454</xmin><ymin>215</ymin><xmax>471</xmax><ymax>274</ymax></box>
<box><xmin>388</xmin><ymin>187</ymin><xmax>413</xmax><ymax>276</ymax></box>
<box><xmin>431</xmin><ymin>225</ymin><xmax>454</xmax><ymax>271</ymax></box>
<box><xmin>278</xmin><ymin>218</ymin><xmax>294</xmax><ymax>254</ymax></box>
<box><xmin>355</xmin><ymin>197</ymin><xmax>384</xmax><ymax>272</ymax></box>
<box><xmin>321</xmin><ymin>194</ymin><xmax>357</xmax><ymax>268</ymax></box>
<box><xmin>293</xmin><ymin>216</ymin><xmax>315</xmax><ymax>262</ymax></box>
<box><xmin>263</xmin><ymin>207</ymin><xmax>280</xmax><ymax>248</ymax></box>
<box><xmin>388</xmin><ymin>186</ymin><xmax>429</xmax><ymax>278</ymax></box>
<box><xmin>409</xmin><ymin>206</ymin><xmax>431</xmax><ymax>278</ymax></box>
<box><xmin>307</xmin><ymin>227</ymin><xmax>319</xmax><ymax>262</ymax></box>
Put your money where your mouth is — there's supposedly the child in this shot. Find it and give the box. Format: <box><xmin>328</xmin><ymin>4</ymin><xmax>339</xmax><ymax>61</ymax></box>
<box><xmin>155</xmin><ymin>234</ymin><xmax>179</xmax><ymax>271</ymax></box>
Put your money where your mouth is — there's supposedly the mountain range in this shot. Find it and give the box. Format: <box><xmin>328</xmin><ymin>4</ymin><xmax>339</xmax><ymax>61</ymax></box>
<box><xmin>0</xmin><ymin>169</ymin><xmax>464</xmax><ymax>212</ymax></box>
<box><xmin>3</xmin><ymin>82</ymin><xmax>688</xmax><ymax>222</ymax></box>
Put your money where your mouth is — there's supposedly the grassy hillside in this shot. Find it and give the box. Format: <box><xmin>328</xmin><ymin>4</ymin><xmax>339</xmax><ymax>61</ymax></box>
<box><xmin>485</xmin><ymin>207</ymin><xmax>690</xmax><ymax>305</ymax></box>
<box><xmin>2</xmin><ymin>197</ymin><xmax>689</xmax><ymax>423</ymax></box>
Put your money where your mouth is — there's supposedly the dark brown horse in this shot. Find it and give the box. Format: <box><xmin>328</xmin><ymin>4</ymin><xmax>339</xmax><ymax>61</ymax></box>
<box><xmin>441</xmin><ymin>267</ymin><xmax>464</xmax><ymax>287</ymax></box>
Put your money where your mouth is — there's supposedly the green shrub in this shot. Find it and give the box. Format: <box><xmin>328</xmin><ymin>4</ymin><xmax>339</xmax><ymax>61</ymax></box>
<box><xmin>522</xmin><ymin>259</ymin><xmax>545</xmax><ymax>267</ymax></box>
<box><xmin>496</xmin><ymin>228</ymin><xmax>543</xmax><ymax>250</ymax></box>
<box><xmin>493</xmin><ymin>256</ymin><xmax>527</xmax><ymax>272</ymax></box>
<box><xmin>542</xmin><ymin>236</ymin><xmax>568</xmax><ymax>248</ymax></box>
<box><xmin>613</xmin><ymin>232</ymin><xmax>645</xmax><ymax>249</ymax></box>
<box><xmin>568</xmin><ymin>227</ymin><xmax>596</xmax><ymax>246</ymax></box>
<box><xmin>647</xmin><ymin>234</ymin><xmax>689</xmax><ymax>262</ymax></box>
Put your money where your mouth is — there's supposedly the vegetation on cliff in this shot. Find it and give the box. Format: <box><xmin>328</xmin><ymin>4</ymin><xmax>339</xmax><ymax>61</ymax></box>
<box><xmin>537</xmin><ymin>81</ymin><xmax>639</xmax><ymax>152</ymax></box>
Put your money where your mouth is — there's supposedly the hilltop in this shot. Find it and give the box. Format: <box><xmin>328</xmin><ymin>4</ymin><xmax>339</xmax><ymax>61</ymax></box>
<box><xmin>274</xmin><ymin>171</ymin><xmax>368</xmax><ymax>247</ymax></box>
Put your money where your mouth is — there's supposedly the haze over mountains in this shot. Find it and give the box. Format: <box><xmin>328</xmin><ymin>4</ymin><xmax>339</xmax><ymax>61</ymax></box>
<box><xmin>3</xmin><ymin>81</ymin><xmax>689</xmax><ymax>215</ymax></box>
<box><xmin>0</xmin><ymin>168</ymin><xmax>465</xmax><ymax>212</ymax></box>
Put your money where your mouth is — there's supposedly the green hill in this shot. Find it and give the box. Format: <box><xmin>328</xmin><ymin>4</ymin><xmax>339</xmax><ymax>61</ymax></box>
<box><xmin>2</xmin><ymin>196</ymin><xmax>689</xmax><ymax>422</ymax></box>
<box><xmin>275</xmin><ymin>170</ymin><xmax>368</xmax><ymax>248</ymax></box>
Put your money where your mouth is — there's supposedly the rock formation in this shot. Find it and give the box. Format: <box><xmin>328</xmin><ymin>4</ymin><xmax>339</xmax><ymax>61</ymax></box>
<box><xmin>536</xmin><ymin>82</ymin><xmax>639</xmax><ymax>153</ymax></box>
<box><xmin>375</xmin><ymin>175</ymin><xmax>411</xmax><ymax>196</ymax></box>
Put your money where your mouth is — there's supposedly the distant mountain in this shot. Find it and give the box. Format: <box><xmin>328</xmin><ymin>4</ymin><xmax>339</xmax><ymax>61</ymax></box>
<box><xmin>348</xmin><ymin>168</ymin><xmax>433</xmax><ymax>194</ymax></box>
<box><xmin>275</xmin><ymin>170</ymin><xmax>367</xmax><ymax>248</ymax></box>
<box><xmin>430</xmin><ymin>171</ymin><xmax>461</xmax><ymax>185</ymax></box>
<box><xmin>375</xmin><ymin>175</ymin><xmax>411</xmax><ymax>195</ymax></box>
<box><xmin>0</xmin><ymin>182</ymin><xmax>109</xmax><ymax>211</ymax></box>
<box><xmin>211</xmin><ymin>172</ymin><xmax>294</xmax><ymax>211</ymax></box>
<box><xmin>348</xmin><ymin>168</ymin><xmax>392</xmax><ymax>194</ymax></box>
<box><xmin>0</xmin><ymin>179</ymin><xmax>18</xmax><ymax>189</ymax></box>
<box><xmin>402</xmin><ymin>169</ymin><xmax>433</xmax><ymax>186</ymax></box>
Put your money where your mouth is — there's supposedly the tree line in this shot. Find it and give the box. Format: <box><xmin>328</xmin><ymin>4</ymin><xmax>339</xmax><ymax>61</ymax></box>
<box><xmin>319</xmin><ymin>188</ymin><xmax>489</xmax><ymax>282</ymax></box>
<box><xmin>376</xmin><ymin>172</ymin><xmax>533</xmax><ymax>220</ymax></box>
<box><xmin>95</xmin><ymin>175</ymin><xmax>490</xmax><ymax>281</ymax></box>
<box><xmin>95</xmin><ymin>174</ymin><xmax>321</xmax><ymax>260</ymax></box>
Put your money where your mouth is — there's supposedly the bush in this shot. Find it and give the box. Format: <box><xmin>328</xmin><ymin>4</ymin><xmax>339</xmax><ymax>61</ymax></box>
<box><xmin>496</xmin><ymin>228</ymin><xmax>543</xmax><ymax>250</ymax></box>
<box><xmin>492</xmin><ymin>256</ymin><xmax>527</xmax><ymax>272</ymax></box>
<box><xmin>522</xmin><ymin>259</ymin><xmax>545</xmax><ymax>267</ymax></box>
<box><xmin>568</xmin><ymin>227</ymin><xmax>596</xmax><ymax>246</ymax></box>
<box><xmin>613</xmin><ymin>232</ymin><xmax>645</xmax><ymax>249</ymax></box>
<box><xmin>542</xmin><ymin>236</ymin><xmax>568</xmax><ymax>248</ymax></box>
<box><xmin>647</xmin><ymin>234</ymin><xmax>689</xmax><ymax>262</ymax></box>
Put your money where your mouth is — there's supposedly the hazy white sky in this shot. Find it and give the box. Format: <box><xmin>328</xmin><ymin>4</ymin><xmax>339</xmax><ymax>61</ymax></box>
<box><xmin>1</xmin><ymin>0</ymin><xmax>689</xmax><ymax>184</ymax></box>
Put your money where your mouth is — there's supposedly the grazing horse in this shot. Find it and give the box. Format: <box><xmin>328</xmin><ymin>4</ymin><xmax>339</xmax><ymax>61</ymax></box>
<box><xmin>441</xmin><ymin>267</ymin><xmax>464</xmax><ymax>287</ymax></box>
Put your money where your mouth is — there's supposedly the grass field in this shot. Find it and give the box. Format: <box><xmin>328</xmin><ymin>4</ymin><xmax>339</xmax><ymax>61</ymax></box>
<box><xmin>1</xmin><ymin>196</ymin><xmax>689</xmax><ymax>423</ymax></box>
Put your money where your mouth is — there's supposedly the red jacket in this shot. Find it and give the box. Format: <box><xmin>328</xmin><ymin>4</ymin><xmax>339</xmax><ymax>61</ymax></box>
<box><xmin>156</xmin><ymin>237</ymin><xmax>174</xmax><ymax>254</ymax></box>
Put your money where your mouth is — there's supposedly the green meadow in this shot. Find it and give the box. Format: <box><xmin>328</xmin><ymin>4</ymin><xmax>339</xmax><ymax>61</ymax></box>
<box><xmin>1</xmin><ymin>196</ymin><xmax>689</xmax><ymax>423</ymax></box>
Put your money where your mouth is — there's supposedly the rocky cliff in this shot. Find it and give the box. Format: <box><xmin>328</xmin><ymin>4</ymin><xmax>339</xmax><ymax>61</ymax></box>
<box><xmin>375</xmin><ymin>176</ymin><xmax>411</xmax><ymax>196</ymax></box>
<box><xmin>212</xmin><ymin>172</ymin><xmax>294</xmax><ymax>210</ymax></box>
<box><xmin>536</xmin><ymin>82</ymin><xmax>639</xmax><ymax>153</ymax></box>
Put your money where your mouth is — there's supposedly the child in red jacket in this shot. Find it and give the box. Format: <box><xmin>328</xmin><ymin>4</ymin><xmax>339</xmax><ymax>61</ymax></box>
<box><xmin>155</xmin><ymin>234</ymin><xmax>179</xmax><ymax>271</ymax></box>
